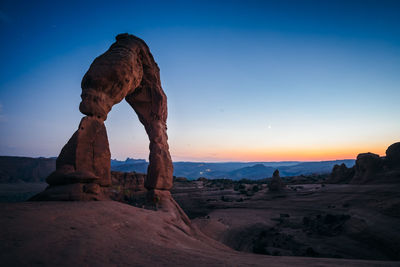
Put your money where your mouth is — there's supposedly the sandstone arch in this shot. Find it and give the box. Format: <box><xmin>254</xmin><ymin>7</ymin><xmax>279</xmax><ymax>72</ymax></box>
<box><xmin>36</xmin><ymin>33</ymin><xmax>173</xmax><ymax>200</ymax></box>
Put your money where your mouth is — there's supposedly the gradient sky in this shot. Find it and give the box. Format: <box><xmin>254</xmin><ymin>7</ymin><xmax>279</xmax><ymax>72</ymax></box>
<box><xmin>0</xmin><ymin>0</ymin><xmax>399</xmax><ymax>162</ymax></box>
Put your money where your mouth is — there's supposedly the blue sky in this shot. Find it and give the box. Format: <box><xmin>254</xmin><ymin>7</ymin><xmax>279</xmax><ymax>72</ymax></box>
<box><xmin>0</xmin><ymin>0</ymin><xmax>399</xmax><ymax>161</ymax></box>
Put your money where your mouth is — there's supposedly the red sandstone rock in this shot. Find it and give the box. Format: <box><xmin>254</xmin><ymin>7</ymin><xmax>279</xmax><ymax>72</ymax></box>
<box><xmin>35</xmin><ymin>33</ymin><xmax>174</xmax><ymax>201</ymax></box>
<box><xmin>110</xmin><ymin>171</ymin><xmax>146</xmax><ymax>192</ymax></box>
<box><xmin>109</xmin><ymin>171</ymin><xmax>147</xmax><ymax>203</ymax></box>
<box><xmin>80</xmin><ymin>33</ymin><xmax>173</xmax><ymax>191</ymax></box>
<box><xmin>47</xmin><ymin>116</ymin><xmax>111</xmax><ymax>186</ymax></box>
<box><xmin>146</xmin><ymin>189</ymin><xmax>191</xmax><ymax>225</ymax></box>
<box><xmin>79</xmin><ymin>34</ymin><xmax>145</xmax><ymax>120</ymax></box>
<box><xmin>31</xmin><ymin>183</ymin><xmax>108</xmax><ymax>201</ymax></box>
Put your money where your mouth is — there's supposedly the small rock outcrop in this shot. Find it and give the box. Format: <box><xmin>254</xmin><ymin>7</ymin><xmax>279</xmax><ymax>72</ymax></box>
<box><xmin>328</xmin><ymin>163</ymin><xmax>355</xmax><ymax>184</ymax></box>
<box><xmin>111</xmin><ymin>171</ymin><xmax>146</xmax><ymax>192</ymax></box>
<box><xmin>109</xmin><ymin>171</ymin><xmax>147</xmax><ymax>203</ymax></box>
<box><xmin>33</xmin><ymin>34</ymin><xmax>174</xmax><ymax>201</ymax></box>
<box><xmin>268</xmin><ymin>169</ymin><xmax>285</xmax><ymax>192</ymax></box>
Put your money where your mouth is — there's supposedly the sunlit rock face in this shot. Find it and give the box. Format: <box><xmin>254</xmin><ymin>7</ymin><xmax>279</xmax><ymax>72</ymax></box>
<box><xmin>33</xmin><ymin>34</ymin><xmax>173</xmax><ymax>201</ymax></box>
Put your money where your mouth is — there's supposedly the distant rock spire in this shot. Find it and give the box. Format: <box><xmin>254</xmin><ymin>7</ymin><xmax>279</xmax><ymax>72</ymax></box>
<box><xmin>268</xmin><ymin>169</ymin><xmax>285</xmax><ymax>192</ymax></box>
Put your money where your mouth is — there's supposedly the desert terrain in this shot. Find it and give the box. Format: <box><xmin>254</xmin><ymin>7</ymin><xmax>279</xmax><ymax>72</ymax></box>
<box><xmin>1</xmin><ymin>200</ymin><xmax>399</xmax><ymax>267</ymax></box>
<box><xmin>174</xmin><ymin>180</ymin><xmax>400</xmax><ymax>261</ymax></box>
<box><xmin>1</xmin><ymin>169</ymin><xmax>400</xmax><ymax>266</ymax></box>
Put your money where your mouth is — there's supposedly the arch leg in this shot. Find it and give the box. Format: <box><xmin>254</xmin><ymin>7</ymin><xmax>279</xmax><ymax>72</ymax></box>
<box><xmin>126</xmin><ymin>90</ymin><xmax>173</xmax><ymax>191</ymax></box>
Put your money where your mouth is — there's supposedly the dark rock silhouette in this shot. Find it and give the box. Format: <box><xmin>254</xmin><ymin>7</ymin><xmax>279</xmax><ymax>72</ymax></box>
<box><xmin>268</xmin><ymin>169</ymin><xmax>285</xmax><ymax>192</ymax></box>
<box><xmin>326</xmin><ymin>142</ymin><xmax>400</xmax><ymax>184</ymax></box>
<box><xmin>0</xmin><ymin>156</ymin><xmax>55</xmax><ymax>183</ymax></box>
<box><xmin>386</xmin><ymin>142</ymin><xmax>400</xmax><ymax>169</ymax></box>
<box><xmin>351</xmin><ymin>152</ymin><xmax>383</xmax><ymax>184</ymax></box>
<box><xmin>328</xmin><ymin>163</ymin><xmax>355</xmax><ymax>184</ymax></box>
<box><xmin>33</xmin><ymin>33</ymin><xmax>173</xmax><ymax>201</ymax></box>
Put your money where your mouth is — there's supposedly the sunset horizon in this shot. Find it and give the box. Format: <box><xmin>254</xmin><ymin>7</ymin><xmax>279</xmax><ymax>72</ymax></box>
<box><xmin>7</xmin><ymin>142</ymin><xmax>391</xmax><ymax>163</ymax></box>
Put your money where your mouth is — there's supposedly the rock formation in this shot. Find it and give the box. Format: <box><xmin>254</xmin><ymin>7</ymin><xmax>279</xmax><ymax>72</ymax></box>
<box><xmin>351</xmin><ymin>152</ymin><xmax>383</xmax><ymax>184</ymax></box>
<box><xmin>328</xmin><ymin>163</ymin><xmax>355</xmax><ymax>184</ymax></box>
<box><xmin>326</xmin><ymin>142</ymin><xmax>400</xmax><ymax>184</ymax></box>
<box><xmin>109</xmin><ymin>171</ymin><xmax>147</xmax><ymax>204</ymax></box>
<box><xmin>268</xmin><ymin>169</ymin><xmax>285</xmax><ymax>192</ymax></box>
<box><xmin>386</xmin><ymin>142</ymin><xmax>400</xmax><ymax>169</ymax></box>
<box><xmin>33</xmin><ymin>33</ymin><xmax>173</xmax><ymax>201</ymax></box>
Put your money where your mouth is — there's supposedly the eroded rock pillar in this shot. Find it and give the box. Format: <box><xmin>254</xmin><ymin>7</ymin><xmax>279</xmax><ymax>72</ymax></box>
<box><xmin>126</xmin><ymin>94</ymin><xmax>173</xmax><ymax>191</ymax></box>
<box><xmin>31</xmin><ymin>116</ymin><xmax>111</xmax><ymax>200</ymax></box>
<box><xmin>47</xmin><ymin>116</ymin><xmax>111</xmax><ymax>187</ymax></box>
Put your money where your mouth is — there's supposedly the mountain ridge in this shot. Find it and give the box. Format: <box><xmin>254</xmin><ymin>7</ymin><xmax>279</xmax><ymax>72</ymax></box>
<box><xmin>0</xmin><ymin>156</ymin><xmax>355</xmax><ymax>182</ymax></box>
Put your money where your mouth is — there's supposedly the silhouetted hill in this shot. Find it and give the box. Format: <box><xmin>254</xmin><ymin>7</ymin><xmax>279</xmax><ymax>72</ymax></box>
<box><xmin>278</xmin><ymin>160</ymin><xmax>355</xmax><ymax>176</ymax></box>
<box><xmin>110</xmin><ymin>159</ymin><xmax>355</xmax><ymax>180</ymax></box>
<box><xmin>227</xmin><ymin>164</ymin><xmax>276</xmax><ymax>180</ymax></box>
<box><xmin>109</xmin><ymin>161</ymin><xmax>303</xmax><ymax>179</ymax></box>
<box><xmin>111</xmin><ymin>158</ymin><xmax>147</xmax><ymax>167</ymax></box>
<box><xmin>0</xmin><ymin>156</ymin><xmax>55</xmax><ymax>183</ymax></box>
<box><xmin>111</xmin><ymin>162</ymin><xmax>148</xmax><ymax>173</ymax></box>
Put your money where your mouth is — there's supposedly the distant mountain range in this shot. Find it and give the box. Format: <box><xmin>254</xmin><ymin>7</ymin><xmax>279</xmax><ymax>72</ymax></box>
<box><xmin>0</xmin><ymin>156</ymin><xmax>355</xmax><ymax>183</ymax></box>
<box><xmin>111</xmin><ymin>158</ymin><xmax>355</xmax><ymax>180</ymax></box>
<box><xmin>0</xmin><ymin>156</ymin><xmax>55</xmax><ymax>183</ymax></box>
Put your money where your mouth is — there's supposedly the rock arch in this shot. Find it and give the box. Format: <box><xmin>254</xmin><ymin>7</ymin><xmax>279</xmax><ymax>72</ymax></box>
<box><xmin>35</xmin><ymin>34</ymin><xmax>173</xmax><ymax>200</ymax></box>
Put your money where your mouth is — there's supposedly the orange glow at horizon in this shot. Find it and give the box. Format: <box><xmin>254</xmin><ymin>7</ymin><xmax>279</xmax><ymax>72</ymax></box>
<box><xmin>170</xmin><ymin>144</ymin><xmax>389</xmax><ymax>162</ymax></box>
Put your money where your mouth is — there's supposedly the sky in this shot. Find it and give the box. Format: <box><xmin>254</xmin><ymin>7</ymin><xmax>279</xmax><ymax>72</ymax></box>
<box><xmin>0</xmin><ymin>0</ymin><xmax>399</xmax><ymax>162</ymax></box>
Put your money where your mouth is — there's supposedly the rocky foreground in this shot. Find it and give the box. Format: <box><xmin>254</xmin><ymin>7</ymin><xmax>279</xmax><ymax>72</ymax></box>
<box><xmin>1</xmin><ymin>201</ymin><xmax>398</xmax><ymax>267</ymax></box>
